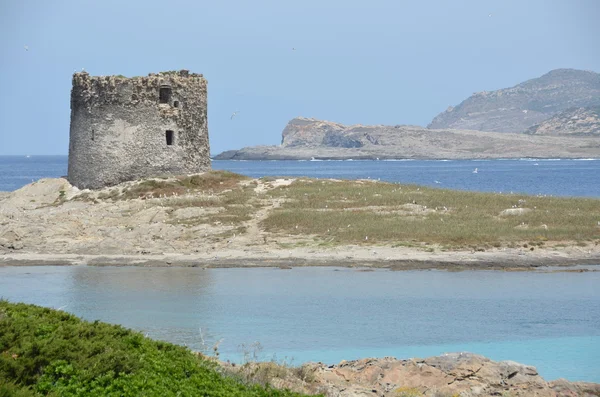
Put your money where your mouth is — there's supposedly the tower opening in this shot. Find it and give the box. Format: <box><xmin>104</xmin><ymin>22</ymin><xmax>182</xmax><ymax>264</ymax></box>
<box><xmin>159</xmin><ymin>87</ymin><xmax>171</xmax><ymax>104</ymax></box>
<box><xmin>173</xmin><ymin>100</ymin><xmax>179</xmax><ymax>108</ymax></box>
<box><xmin>166</xmin><ymin>130</ymin><xmax>174</xmax><ymax>145</ymax></box>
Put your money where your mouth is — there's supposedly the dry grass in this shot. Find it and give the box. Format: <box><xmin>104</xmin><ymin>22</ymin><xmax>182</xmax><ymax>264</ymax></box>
<box><xmin>69</xmin><ymin>174</ymin><xmax>600</xmax><ymax>249</ymax></box>
<box><xmin>261</xmin><ymin>179</ymin><xmax>600</xmax><ymax>248</ymax></box>
<box><xmin>119</xmin><ymin>170</ymin><xmax>249</xmax><ymax>200</ymax></box>
<box><xmin>394</xmin><ymin>387</ymin><xmax>423</xmax><ymax>396</ymax></box>
<box><xmin>91</xmin><ymin>171</ymin><xmax>257</xmax><ymax>228</ymax></box>
<box><xmin>221</xmin><ymin>361</ymin><xmax>319</xmax><ymax>395</ymax></box>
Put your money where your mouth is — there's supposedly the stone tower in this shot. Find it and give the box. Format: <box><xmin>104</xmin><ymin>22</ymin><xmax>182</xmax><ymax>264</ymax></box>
<box><xmin>68</xmin><ymin>70</ymin><xmax>210</xmax><ymax>189</ymax></box>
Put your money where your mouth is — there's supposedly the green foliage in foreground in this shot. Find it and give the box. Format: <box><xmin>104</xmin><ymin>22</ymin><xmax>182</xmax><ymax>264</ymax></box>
<box><xmin>0</xmin><ymin>301</ymin><xmax>308</xmax><ymax>397</ymax></box>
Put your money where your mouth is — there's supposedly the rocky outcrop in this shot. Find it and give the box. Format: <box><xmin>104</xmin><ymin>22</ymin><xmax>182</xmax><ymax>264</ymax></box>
<box><xmin>281</xmin><ymin>118</ymin><xmax>366</xmax><ymax>148</ymax></box>
<box><xmin>428</xmin><ymin>69</ymin><xmax>600</xmax><ymax>133</ymax></box>
<box><xmin>214</xmin><ymin>117</ymin><xmax>600</xmax><ymax>160</ymax></box>
<box><xmin>226</xmin><ymin>353</ymin><xmax>600</xmax><ymax>397</ymax></box>
<box><xmin>526</xmin><ymin>106</ymin><xmax>600</xmax><ymax>136</ymax></box>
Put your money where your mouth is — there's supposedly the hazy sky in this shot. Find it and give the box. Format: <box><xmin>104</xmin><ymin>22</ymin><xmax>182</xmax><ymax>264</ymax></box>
<box><xmin>1</xmin><ymin>0</ymin><xmax>599</xmax><ymax>155</ymax></box>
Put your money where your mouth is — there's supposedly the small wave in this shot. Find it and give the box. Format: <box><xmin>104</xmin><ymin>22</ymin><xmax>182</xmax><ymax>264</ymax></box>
<box><xmin>526</xmin><ymin>158</ymin><xmax>562</xmax><ymax>161</ymax></box>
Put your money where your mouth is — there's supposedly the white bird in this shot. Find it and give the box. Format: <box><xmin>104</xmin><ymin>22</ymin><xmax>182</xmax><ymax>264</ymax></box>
<box><xmin>434</xmin><ymin>180</ymin><xmax>441</xmax><ymax>184</ymax></box>
<box><xmin>472</xmin><ymin>168</ymin><xmax>478</xmax><ymax>174</ymax></box>
<box><xmin>230</xmin><ymin>110</ymin><xmax>239</xmax><ymax>120</ymax></box>
<box><xmin>24</xmin><ymin>45</ymin><xmax>29</xmax><ymax>51</ymax></box>
<box><xmin>292</xmin><ymin>48</ymin><xmax>296</xmax><ymax>51</ymax></box>
<box><xmin>488</xmin><ymin>13</ymin><xmax>492</xmax><ymax>17</ymax></box>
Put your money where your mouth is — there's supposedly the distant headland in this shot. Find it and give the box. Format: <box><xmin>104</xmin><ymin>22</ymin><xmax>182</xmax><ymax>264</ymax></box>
<box><xmin>215</xmin><ymin>69</ymin><xmax>600</xmax><ymax>161</ymax></box>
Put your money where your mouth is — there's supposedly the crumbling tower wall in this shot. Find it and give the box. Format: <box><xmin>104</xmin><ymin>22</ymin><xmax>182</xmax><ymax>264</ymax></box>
<box><xmin>68</xmin><ymin>70</ymin><xmax>210</xmax><ymax>189</ymax></box>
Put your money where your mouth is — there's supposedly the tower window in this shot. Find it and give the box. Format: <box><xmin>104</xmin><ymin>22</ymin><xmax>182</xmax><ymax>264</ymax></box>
<box><xmin>166</xmin><ymin>130</ymin><xmax>174</xmax><ymax>145</ymax></box>
<box><xmin>173</xmin><ymin>100</ymin><xmax>179</xmax><ymax>108</ymax></box>
<box><xmin>159</xmin><ymin>87</ymin><xmax>171</xmax><ymax>104</ymax></box>
<box><xmin>91</xmin><ymin>129</ymin><xmax>95</xmax><ymax>141</ymax></box>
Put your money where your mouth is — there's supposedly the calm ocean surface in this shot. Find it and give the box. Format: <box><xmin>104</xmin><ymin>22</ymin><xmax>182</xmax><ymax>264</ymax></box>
<box><xmin>0</xmin><ymin>266</ymin><xmax>599</xmax><ymax>382</ymax></box>
<box><xmin>1</xmin><ymin>155</ymin><xmax>599</xmax><ymax>382</ymax></box>
<box><xmin>1</xmin><ymin>155</ymin><xmax>600</xmax><ymax>197</ymax></box>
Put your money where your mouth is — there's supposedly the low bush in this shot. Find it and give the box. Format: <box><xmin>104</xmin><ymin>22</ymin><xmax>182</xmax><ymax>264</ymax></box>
<box><xmin>0</xmin><ymin>301</ymin><xmax>310</xmax><ymax>396</ymax></box>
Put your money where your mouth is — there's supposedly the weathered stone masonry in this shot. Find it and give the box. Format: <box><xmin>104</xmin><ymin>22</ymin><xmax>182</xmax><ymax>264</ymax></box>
<box><xmin>68</xmin><ymin>70</ymin><xmax>210</xmax><ymax>189</ymax></box>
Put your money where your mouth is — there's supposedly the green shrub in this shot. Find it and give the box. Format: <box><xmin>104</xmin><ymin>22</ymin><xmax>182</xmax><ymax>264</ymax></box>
<box><xmin>0</xmin><ymin>301</ymin><xmax>311</xmax><ymax>396</ymax></box>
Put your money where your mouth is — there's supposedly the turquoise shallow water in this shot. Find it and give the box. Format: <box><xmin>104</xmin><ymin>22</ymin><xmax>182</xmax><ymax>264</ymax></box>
<box><xmin>0</xmin><ymin>266</ymin><xmax>598</xmax><ymax>382</ymax></box>
<box><xmin>276</xmin><ymin>336</ymin><xmax>600</xmax><ymax>383</ymax></box>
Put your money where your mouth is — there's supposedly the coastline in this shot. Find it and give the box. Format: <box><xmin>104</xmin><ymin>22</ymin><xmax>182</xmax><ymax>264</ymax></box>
<box><xmin>3</xmin><ymin>299</ymin><xmax>599</xmax><ymax>395</ymax></box>
<box><xmin>2</xmin><ymin>245</ymin><xmax>599</xmax><ymax>270</ymax></box>
<box><xmin>2</xmin><ymin>175</ymin><xmax>600</xmax><ymax>271</ymax></box>
<box><xmin>213</xmin><ymin>117</ymin><xmax>600</xmax><ymax>161</ymax></box>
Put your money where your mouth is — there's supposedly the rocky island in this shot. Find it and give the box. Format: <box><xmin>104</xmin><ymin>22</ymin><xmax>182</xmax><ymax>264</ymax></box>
<box><xmin>215</xmin><ymin>69</ymin><xmax>600</xmax><ymax>161</ymax></box>
<box><xmin>213</xmin><ymin>117</ymin><xmax>600</xmax><ymax>160</ymax></box>
<box><xmin>428</xmin><ymin>69</ymin><xmax>600</xmax><ymax>133</ymax></box>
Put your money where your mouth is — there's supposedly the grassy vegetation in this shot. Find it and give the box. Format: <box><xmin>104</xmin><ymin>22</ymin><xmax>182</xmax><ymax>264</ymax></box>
<box><xmin>118</xmin><ymin>171</ymin><xmax>249</xmax><ymax>200</ymax></box>
<box><xmin>0</xmin><ymin>301</ymin><xmax>312</xmax><ymax>396</ymax></box>
<box><xmin>84</xmin><ymin>171</ymin><xmax>259</xmax><ymax>228</ymax></box>
<box><xmin>68</xmin><ymin>172</ymin><xmax>600</xmax><ymax>249</ymax></box>
<box><xmin>79</xmin><ymin>171</ymin><xmax>248</xmax><ymax>202</ymax></box>
<box><xmin>261</xmin><ymin>179</ymin><xmax>600</xmax><ymax>248</ymax></box>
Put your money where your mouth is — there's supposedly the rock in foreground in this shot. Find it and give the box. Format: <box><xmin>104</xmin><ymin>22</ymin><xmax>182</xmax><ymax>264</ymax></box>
<box><xmin>228</xmin><ymin>353</ymin><xmax>600</xmax><ymax>396</ymax></box>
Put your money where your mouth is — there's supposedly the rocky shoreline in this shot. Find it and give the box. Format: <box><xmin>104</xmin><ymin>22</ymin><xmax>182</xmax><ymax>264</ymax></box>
<box><xmin>2</xmin><ymin>252</ymin><xmax>600</xmax><ymax>272</ymax></box>
<box><xmin>221</xmin><ymin>353</ymin><xmax>600</xmax><ymax>396</ymax></box>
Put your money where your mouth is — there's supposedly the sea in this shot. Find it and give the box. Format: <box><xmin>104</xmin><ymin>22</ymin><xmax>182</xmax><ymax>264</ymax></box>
<box><xmin>1</xmin><ymin>155</ymin><xmax>599</xmax><ymax>382</ymax></box>
<box><xmin>1</xmin><ymin>155</ymin><xmax>600</xmax><ymax>197</ymax></box>
<box><xmin>0</xmin><ymin>266</ymin><xmax>598</xmax><ymax>382</ymax></box>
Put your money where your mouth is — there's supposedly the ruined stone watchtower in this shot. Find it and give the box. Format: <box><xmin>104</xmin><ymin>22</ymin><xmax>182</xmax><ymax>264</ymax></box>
<box><xmin>68</xmin><ymin>70</ymin><xmax>210</xmax><ymax>189</ymax></box>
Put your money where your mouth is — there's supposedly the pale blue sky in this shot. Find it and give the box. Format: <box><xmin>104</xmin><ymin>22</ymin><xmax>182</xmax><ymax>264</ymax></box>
<box><xmin>1</xmin><ymin>0</ymin><xmax>598</xmax><ymax>155</ymax></box>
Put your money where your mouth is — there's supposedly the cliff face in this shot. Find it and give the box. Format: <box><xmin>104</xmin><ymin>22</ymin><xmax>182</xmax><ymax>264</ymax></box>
<box><xmin>281</xmin><ymin>117</ymin><xmax>389</xmax><ymax>148</ymax></box>
<box><xmin>526</xmin><ymin>106</ymin><xmax>600</xmax><ymax>136</ymax></box>
<box><xmin>428</xmin><ymin>69</ymin><xmax>600</xmax><ymax>133</ymax></box>
<box><xmin>214</xmin><ymin>117</ymin><xmax>600</xmax><ymax>160</ymax></box>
